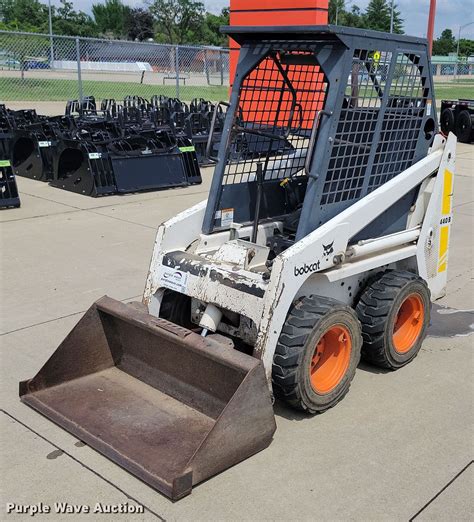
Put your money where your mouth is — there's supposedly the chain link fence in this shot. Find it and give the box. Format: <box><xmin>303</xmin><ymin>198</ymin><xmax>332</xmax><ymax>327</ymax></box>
<box><xmin>431</xmin><ymin>59</ymin><xmax>474</xmax><ymax>80</ymax></box>
<box><xmin>0</xmin><ymin>30</ymin><xmax>230</xmax><ymax>112</ymax></box>
<box><xmin>1</xmin><ymin>29</ymin><xmax>472</xmax><ymax>114</ymax></box>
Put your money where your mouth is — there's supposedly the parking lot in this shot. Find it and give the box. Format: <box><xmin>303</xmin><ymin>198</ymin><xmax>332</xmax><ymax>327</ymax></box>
<box><xmin>1</xmin><ymin>143</ymin><xmax>473</xmax><ymax>520</ymax></box>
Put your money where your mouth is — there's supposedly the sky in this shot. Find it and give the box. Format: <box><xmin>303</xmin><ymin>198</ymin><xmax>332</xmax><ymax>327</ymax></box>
<box><xmin>60</xmin><ymin>0</ymin><xmax>474</xmax><ymax>40</ymax></box>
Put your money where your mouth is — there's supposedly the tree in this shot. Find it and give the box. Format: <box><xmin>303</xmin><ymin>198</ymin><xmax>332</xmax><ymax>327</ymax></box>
<box><xmin>458</xmin><ymin>38</ymin><xmax>474</xmax><ymax>58</ymax></box>
<box><xmin>148</xmin><ymin>0</ymin><xmax>205</xmax><ymax>44</ymax></box>
<box><xmin>328</xmin><ymin>0</ymin><xmax>345</xmax><ymax>24</ymax></box>
<box><xmin>432</xmin><ymin>29</ymin><xmax>456</xmax><ymax>55</ymax></box>
<box><xmin>0</xmin><ymin>0</ymin><xmax>96</xmax><ymax>35</ymax></box>
<box><xmin>0</xmin><ymin>0</ymin><xmax>49</xmax><ymax>30</ymax></box>
<box><xmin>126</xmin><ymin>7</ymin><xmax>154</xmax><ymax>41</ymax></box>
<box><xmin>364</xmin><ymin>0</ymin><xmax>403</xmax><ymax>34</ymax></box>
<box><xmin>344</xmin><ymin>5</ymin><xmax>365</xmax><ymax>28</ymax></box>
<box><xmin>328</xmin><ymin>1</ymin><xmax>365</xmax><ymax>29</ymax></box>
<box><xmin>53</xmin><ymin>0</ymin><xmax>98</xmax><ymax>37</ymax></box>
<box><xmin>201</xmin><ymin>7</ymin><xmax>229</xmax><ymax>46</ymax></box>
<box><xmin>92</xmin><ymin>0</ymin><xmax>130</xmax><ymax>39</ymax></box>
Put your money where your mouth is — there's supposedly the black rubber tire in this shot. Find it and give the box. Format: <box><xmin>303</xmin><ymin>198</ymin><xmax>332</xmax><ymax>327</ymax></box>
<box><xmin>440</xmin><ymin>108</ymin><xmax>455</xmax><ymax>135</ymax></box>
<box><xmin>356</xmin><ymin>271</ymin><xmax>431</xmax><ymax>370</ymax></box>
<box><xmin>272</xmin><ymin>295</ymin><xmax>362</xmax><ymax>414</ymax></box>
<box><xmin>455</xmin><ymin>110</ymin><xmax>474</xmax><ymax>143</ymax></box>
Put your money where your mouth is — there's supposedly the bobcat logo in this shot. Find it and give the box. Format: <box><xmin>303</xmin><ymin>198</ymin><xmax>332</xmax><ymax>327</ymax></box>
<box><xmin>323</xmin><ymin>241</ymin><xmax>334</xmax><ymax>256</ymax></box>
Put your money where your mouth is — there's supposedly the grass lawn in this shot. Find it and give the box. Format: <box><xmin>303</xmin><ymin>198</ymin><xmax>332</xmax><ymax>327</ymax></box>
<box><xmin>0</xmin><ymin>77</ymin><xmax>229</xmax><ymax>102</ymax></box>
<box><xmin>0</xmin><ymin>75</ymin><xmax>472</xmax><ymax>104</ymax></box>
<box><xmin>433</xmin><ymin>82</ymin><xmax>474</xmax><ymax>101</ymax></box>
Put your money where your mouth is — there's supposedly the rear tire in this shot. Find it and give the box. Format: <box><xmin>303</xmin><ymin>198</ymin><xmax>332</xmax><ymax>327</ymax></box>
<box><xmin>272</xmin><ymin>296</ymin><xmax>362</xmax><ymax>414</ymax></box>
<box><xmin>455</xmin><ymin>110</ymin><xmax>474</xmax><ymax>143</ymax></box>
<box><xmin>440</xmin><ymin>108</ymin><xmax>455</xmax><ymax>135</ymax></box>
<box><xmin>356</xmin><ymin>271</ymin><xmax>431</xmax><ymax>370</ymax></box>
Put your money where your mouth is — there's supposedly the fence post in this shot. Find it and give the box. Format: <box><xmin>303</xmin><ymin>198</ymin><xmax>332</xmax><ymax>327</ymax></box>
<box><xmin>76</xmin><ymin>37</ymin><xmax>83</xmax><ymax>101</ymax></box>
<box><xmin>175</xmin><ymin>45</ymin><xmax>180</xmax><ymax>99</ymax></box>
<box><xmin>49</xmin><ymin>34</ymin><xmax>54</xmax><ymax>64</ymax></box>
<box><xmin>220</xmin><ymin>50</ymin><xmax>224</xmax><ymax>86</ymax></box>
<box><xmin>204</xmin><ymin>50</ymin><xmax>210</xmax><ymax>85</ymax></box>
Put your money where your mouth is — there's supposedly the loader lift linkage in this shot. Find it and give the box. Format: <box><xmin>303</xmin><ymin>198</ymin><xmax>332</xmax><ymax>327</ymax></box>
<box><xmin>20</xmin><ymin>25</ymin><xmax>456</xmax><ymax>500</ymax></box>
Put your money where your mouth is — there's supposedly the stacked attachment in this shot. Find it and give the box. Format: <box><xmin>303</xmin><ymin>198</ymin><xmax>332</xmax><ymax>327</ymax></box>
<box><xmin>6</xmin><ymin>93</ymin><xmax>295</xmax><ymax>198</ymax></box>
<box><xmin>8</xmin><ymin>96</ymin><xmax>203</xmax><ymax>197</ymax></box>
<box><xmin>20</xmin><ymin>297</ymin><xmax>276</xmax><ymax>500</ymax></box>
<box><xmin>52</xmin><ymin>125</ymin><xmax>200</xmax><ymax>197</ymax></box>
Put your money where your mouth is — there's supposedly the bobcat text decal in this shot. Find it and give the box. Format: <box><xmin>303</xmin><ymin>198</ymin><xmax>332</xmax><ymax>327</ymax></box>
<box><xmin>294</xmin><ymin>260</ymin><xmax>321</xmax><ymax>277</ymax></box>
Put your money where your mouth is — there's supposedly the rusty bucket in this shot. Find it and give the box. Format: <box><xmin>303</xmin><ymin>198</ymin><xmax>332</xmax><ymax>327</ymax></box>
<box><xmin>20</xmin><ymin>296</ymin><xmax>276</xmax><ymax>500</ymax></box>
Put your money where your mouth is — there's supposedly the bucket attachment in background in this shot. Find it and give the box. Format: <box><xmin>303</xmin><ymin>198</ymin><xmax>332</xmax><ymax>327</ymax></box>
<box><xmin>51</xmin><ymin>140</ymin><xmax>116</xmax><ymax>196</ymax></box>
<box><xmin>108</xmin><ymin>133</ymin><xmax>189</xmax><ymax>193</ymax></box>
<box><xmin>11</xmin><ymin>127</ymin><xmax>61</xmax><ymax>183</ymax></box>
<box><xmin>20</xmin><ymin>297</ymin><xmax>276</xmax><ymax>500</ymax></box>
<box><xmin>0</xmin><ymin>142</ymin><xmax>20</xmax><ymax>209</ymax></box>
<box><xmin>51</xmin><ymin>129</ymin><xmax>201</xmax><ymax>197</ymax></box>
<box><xmin>12</xmin><ymin>118</ymin><xmax>73</xmax><ymax>182</ymax></box>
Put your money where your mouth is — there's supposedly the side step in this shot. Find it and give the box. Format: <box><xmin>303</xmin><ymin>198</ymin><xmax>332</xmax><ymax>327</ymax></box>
<box><xmin>20</xmin><ymin>297</ymin><xmax>276</xmax><ymax>500</ymax></box>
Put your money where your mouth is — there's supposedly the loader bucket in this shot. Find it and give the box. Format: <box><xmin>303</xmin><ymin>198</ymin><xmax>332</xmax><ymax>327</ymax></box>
<box><xmin>20</xmin><ymin>296</ymin><xmax>276</xmax><ymax>500</ymax></box>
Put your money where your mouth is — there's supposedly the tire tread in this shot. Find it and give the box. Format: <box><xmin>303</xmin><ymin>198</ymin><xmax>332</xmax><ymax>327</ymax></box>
<box><xmin>356</xmin><ymin>270</ymin><xmax>430</xmax><ymax>369</ymax></box>
<box><xmin>272</xmin><ymin>295</ymin><xmax>359</xmax><ymax>414</ymax></box>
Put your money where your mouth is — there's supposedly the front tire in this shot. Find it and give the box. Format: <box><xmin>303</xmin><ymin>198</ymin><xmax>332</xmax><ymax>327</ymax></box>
<box><xmin>272</xmin><ymin>296</ymin><xmax>362</xmax><ymax>414</ymax></box>
<box><xmin>356</xmin><ymin>271</ymin><xmax>431</xmax><ymax>370</ymax></box>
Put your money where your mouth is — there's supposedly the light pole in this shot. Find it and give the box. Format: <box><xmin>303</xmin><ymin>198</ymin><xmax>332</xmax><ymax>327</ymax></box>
<box><xmin>48</xmin><ymin>0</ymin><xmax>54</xmax><ymax>64</ymax></box>
<box><xmin>390</xmin><ymin>0</ymin><xmax>394</xmax><ymax>33</ymax></box>
<box><xmin>455</xmin><ymin>21</ymin><xmax>474</xmax><ymax>81</ymax></box>
<box><xmin>427</xmin><ymin>0</ymin><xmax>437</xmax><ymax>56</ymax></box>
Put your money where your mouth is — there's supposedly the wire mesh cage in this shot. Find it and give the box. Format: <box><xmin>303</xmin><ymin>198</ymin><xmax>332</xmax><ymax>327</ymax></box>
<box><xmin>204</xmin><ymin>26</ymin><xmax>438</xmax><ymax>242</ymax></box>
<box><xmin>223</xmin><ymin>51</ymin><xmax>327</xmax><ymax>186</ymax></box>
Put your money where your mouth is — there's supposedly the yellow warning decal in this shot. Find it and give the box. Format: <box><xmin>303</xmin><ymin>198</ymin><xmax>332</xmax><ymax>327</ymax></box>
<box><xmin>441</xmin><ymin>169</ymin><xmax>453</xmax><ymax>216</ymax></box>
<box><xmin>438</xmin><ymin>225</ymin><xmax>449</xmax><ymax>273</ymax></box>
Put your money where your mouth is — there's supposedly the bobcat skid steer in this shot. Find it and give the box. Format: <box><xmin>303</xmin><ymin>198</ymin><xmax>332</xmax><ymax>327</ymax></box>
<box><xmin>20</xmin><ymin>26</ymin><xmax>456</xmax><ymax>500</ymax></box>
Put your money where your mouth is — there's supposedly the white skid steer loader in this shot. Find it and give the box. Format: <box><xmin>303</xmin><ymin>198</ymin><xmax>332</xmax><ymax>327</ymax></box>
<box><xmin>21</xmin><ymin>26</ymin><xmax>456</xmax><ymax>500</ymax></box>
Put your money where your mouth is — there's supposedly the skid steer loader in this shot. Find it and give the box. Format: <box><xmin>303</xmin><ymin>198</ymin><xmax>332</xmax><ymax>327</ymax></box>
<box><xmin>20</xmin><ymin>26</ymin><xmax>456</xmax><ymax>500</ymax></box>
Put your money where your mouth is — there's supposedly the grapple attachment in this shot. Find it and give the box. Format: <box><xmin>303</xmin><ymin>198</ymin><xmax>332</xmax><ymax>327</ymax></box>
<box><xmin>20</xmin><ymin>297</ymin><xmax>276</xmax><ymax>500</ymax></box>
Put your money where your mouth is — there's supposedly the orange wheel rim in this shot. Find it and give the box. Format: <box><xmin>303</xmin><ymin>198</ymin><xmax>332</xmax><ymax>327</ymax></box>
<box><xmin>310</xmin><ymin>325</ymin><xmax>352</xmax><ymax>394</ymax></box>
<box><xmin>393</xmin><ymin>294</ymin><xmax>424</xmax><ymax>354</ymax></box>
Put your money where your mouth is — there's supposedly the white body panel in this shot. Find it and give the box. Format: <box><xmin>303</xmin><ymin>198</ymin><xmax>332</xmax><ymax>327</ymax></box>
<box><xmin>143</xmin><ymin>133</ymin><xmax>456</xmax><ymax>384</ymax></box>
